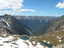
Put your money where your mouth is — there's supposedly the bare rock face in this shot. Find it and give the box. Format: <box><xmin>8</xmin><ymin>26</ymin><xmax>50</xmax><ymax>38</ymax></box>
<box><xmin>0</xmin><ymin>14</ymin><xmax>33</xmax><ymax>36</ymax></box>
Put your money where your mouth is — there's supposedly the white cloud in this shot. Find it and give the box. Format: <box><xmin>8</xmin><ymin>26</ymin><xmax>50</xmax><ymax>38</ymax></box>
<box><xmin>0</xmin><ymin>10</ymin><xmax>18</xmax><ymax>15</ymax></box>
<box><xmin>0</xmin><ymin>0</ymin><xmax>36</xmax><ymax>15</ymax></box>
<box><xmin>29</xmin><ymin>9</ymin><xmax>36</xmax><ymax>12</ymax></box>
<box><xmin>20</xmin><ymin>9</ymin><xmax>36</xmax><ymax>12</ymax></box>
<box><xmin>0</xmin><ymin>0</ymin><xmax>23</xmax><ymax>10</ymax></box>
<box><xmin>56</xmin><ymin>1</ymin><xmax>64</xmax><ymax>8</ymax></box>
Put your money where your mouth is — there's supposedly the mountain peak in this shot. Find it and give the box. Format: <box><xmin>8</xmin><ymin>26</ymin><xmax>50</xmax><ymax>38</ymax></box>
<box><xmin>4</xmin><ymin>14</ymin><xmax>11</xmax><ymax>16</ymax></box>
<box><xmin>0</xmin><ymin>15</ymin><xmax>33</xmax><ymax>36</ymax></box>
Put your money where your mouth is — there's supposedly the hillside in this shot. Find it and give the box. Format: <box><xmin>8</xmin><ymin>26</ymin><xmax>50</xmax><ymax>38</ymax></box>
<box><xmin>15</xmin><ymin>16</ymin><xmax>56</xmax><ymax>31</ymax></box>
<box><xmin>35</xmin><ymin>16</ymin><xmax>64</xmax><ymax>35</ymax></box>
<box><xmin>30</xmin><ymin>15</ymin><xmax>64</xmax><ymax>46</ymax></box>
<box><xmin>0</xmin><ymin>14</ymin><xmax>33</xmax><ymax>36</ymax></box>
<box><xmin>32</xmin><ymin>30</ymin><xmax>64</xmax><ymax>45</ymax></box>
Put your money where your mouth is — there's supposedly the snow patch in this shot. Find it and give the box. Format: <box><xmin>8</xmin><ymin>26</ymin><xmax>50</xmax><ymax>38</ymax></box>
<box><xmin>59</xmin><ymin>40</ymin><xmax>62</xmax><ymax>42</ymax></box>
<box><xmin>0</xmin><ymin>35</ymin><xmax>46</xmax><ymax>48</ymax></box>
<box><xmin>32</xmin><ymin>41</ymin><xmax>36</xmax><ymax>44</ymax></box>
<box><xmin>57</xmin><ymin>36</ymin><xmax>59</xmax><ymax>38</ymax></box>
<box><xmin>43</xmin><ymin>40</ymin><xmax>46</xmax><ymax>42</ymax></box>
<box><xmin>47</xmin><ymin>41</ymin><xmax>50</xmax><ymax>44</ymax></box>
<box><xmin>35</xmin><ymin>43</ymin><xmax>44</xmax><ymax>48</ymax></box>
<box><xmin>0</xmin><ymin>18</ymin><xmax>11</xmax><ymax>28</ymax></box>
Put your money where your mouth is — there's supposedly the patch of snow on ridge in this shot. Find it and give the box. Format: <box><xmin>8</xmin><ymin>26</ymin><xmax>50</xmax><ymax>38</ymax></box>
<box><xmin>32</xmin><ymin>41</ymin><xmax>36</xmax><ymax>44</ymax></box>
<box><xmin>59</xmin><ymin>40</ymin><xmax>62</xmax><ymax>42</ymax></box>
<box><xmin>0</xmin><ymin>18</ymin><xmax>11</xmax><ymax>28</ymax></box>
<box><xmin>0</xmin><ymin>35</ymin><xmax>45</xmax><ymax>48</ymax></box>
<box><xmin>43</xmin><ymin>40</ymin><xmax>46</xmax><ymax>42</ymax></box>
<box><xmin>35</xmin><ymin>43</ymin><xmax>44</xmax><ymax>48</ymax></box>
<box><xmin>1</xmin><ymin>34</ymin><xmax>7</xmax><ymax>36</ymax></box>
<box><xmin>57</xmin><ymin>36</ymin><xmax>59</xmax><ymax>38</ymax></box>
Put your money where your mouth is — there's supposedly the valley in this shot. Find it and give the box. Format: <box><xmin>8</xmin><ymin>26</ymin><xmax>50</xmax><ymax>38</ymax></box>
<box><xmin>0</xmin><ymin>14</ymin><xmax>64</xmax><ymax>48</ymax></box>
<box><xmin>0</xmin><ymin>0</ymin><xmax>64</xmax><ymax>48</ymax></box>
<box><xmin>15</xmin><ymin>16</ymin><xmax>56</xmax><ymax>31</ymax></box>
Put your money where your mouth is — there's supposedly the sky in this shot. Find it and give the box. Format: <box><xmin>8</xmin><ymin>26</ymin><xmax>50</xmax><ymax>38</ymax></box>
<box><xmin>0</xmin><ymin>0</ymin><xmax>64</xmax><ymax>16</ymax></box>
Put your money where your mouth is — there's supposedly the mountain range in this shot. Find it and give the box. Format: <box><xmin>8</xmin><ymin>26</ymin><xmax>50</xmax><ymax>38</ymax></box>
<box><xmin>0</xmin><ymin>14</ymin><xmax>64</xmax><ymax>47</ymax></box>
<box><xmin>15</xmin><ymin>16</ymin><xmax>56</xmax><ymax>31</ymax></box>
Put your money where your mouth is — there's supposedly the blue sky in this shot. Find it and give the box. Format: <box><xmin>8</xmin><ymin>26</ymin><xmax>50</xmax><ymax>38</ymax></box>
<box><xmin>0</xmin><ymin>0</ymin><xmax>64</xmax><ymax>16</ymax></box>
<box><xmin>22</xmin><ymin>0</ymin><xmax>64</xmax><ymax>16</ymax></box>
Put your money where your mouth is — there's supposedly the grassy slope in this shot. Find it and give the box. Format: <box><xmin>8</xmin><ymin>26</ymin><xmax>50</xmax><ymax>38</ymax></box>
<box><xmin>32</xmin><ymin>30</ymin><xmax>64</xmax><ymax>46</ymax></box>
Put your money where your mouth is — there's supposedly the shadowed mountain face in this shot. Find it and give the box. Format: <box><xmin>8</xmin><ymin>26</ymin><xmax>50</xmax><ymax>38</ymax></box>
<box><xmin>0</xmin><ymin>14</ymin><xmax>33</xmax><ymax>36</ymax></box>
<box><xmin>15</xmin><ymin>16</ymin><xmax>56</xmax><ymax>31</ymax></box>
<box><xmin>35</xmin><ymin>15</ymin><xmax>64</xmax><ymax>36</ymax></box>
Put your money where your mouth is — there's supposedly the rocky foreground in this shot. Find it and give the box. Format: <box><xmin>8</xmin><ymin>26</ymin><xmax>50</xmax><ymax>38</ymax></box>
<box><xmin>0</xmin><ymin>32</ymin><xmax>48</xmax><ymax>48</ymax></box>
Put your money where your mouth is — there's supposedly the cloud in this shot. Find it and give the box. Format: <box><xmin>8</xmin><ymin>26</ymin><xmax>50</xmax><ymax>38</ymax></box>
<box><xmin>0</xmin><ymin>9</ymin><xmax>36</xmax><ymax>15</ymax></box>
<box><xmin>0</xmin><ymin>0</ymin><xmax>23</xmax><ymax>10</ymax></box>
<box><xmin>0</xmin><ymin>10</ymin><xmax>14</xmax><ymax>15</ymax></box>
<box><xmin>0</xmin><ymin>0</ymin><xmax>36</xmax><ymax>15</ymax></box>
<box><xmin>56</xmin><ymin>1</ymin><xmax>64</xmax><ymax>8</ymax></box>
<box><xmin>20</xmin><ymin>9</ymin><xmax>36</xmax><ymax>12</ymax></box>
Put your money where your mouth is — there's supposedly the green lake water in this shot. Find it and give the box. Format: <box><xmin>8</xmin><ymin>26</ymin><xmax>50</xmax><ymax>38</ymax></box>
<box><xmin>20</xmin><ymin>36</ymin><xmax>29</xmax><ymax>40</ymax></box>
<box><xmin>20</xmin><ymin>36</ymin><xmax>53</xmax><ymax>48</ymax></box>
<box><xmin>41</xmin><ymin>41</ymin><xmax>53</xmax><ymax>48</ymax></box>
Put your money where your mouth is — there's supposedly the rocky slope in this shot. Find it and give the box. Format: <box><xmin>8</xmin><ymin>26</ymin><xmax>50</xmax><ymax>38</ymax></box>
<box><xmin>35</xmin><ymin>16</ymin><xmax>64</xmax><ymax>35</ymax></box>
<box><xmin>0</xmin><ymin>32</ymin><xmax>48</xmax><ymax>48</ymax></box>
<box><xmin>0</xmin><ymin>14</ymin><xmax>33</xmax><ymax>36</ymax></box>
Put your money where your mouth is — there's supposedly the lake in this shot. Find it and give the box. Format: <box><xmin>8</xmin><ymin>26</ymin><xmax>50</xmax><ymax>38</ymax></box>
<box><xmin>20</xmin><ymin>36</ymin><xmax>29</xmax><ymax>40</ymax></box>
<box><xmin>20</xmin><ymin>36</ymin><xmax>53</xmax><ymax>48</ymax></box>
<box><xmin>41</xmin><ymin>41</ymin><xmax>53</xmax><ymax>48</ymax></box>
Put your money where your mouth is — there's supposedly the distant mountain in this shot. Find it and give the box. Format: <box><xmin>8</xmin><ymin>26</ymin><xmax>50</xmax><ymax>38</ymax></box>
<box><xmin>30</xmin><ymin>15</ymin><xmax>64</xmax><ymax>45</ymax></box>
<box><xmin>0</xmin><ymin>14</ymin><xmax>33</xmax><ymax>36</ymax></box>
<box><xmin>35</xmin><ymin>15</ymin><xmax>64</xmax><ymax>36</ymax></box>
<box><xmin>15</xmin><ymin>16</ymin><xmax>56</xmax><ymax>31</ymax></box>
